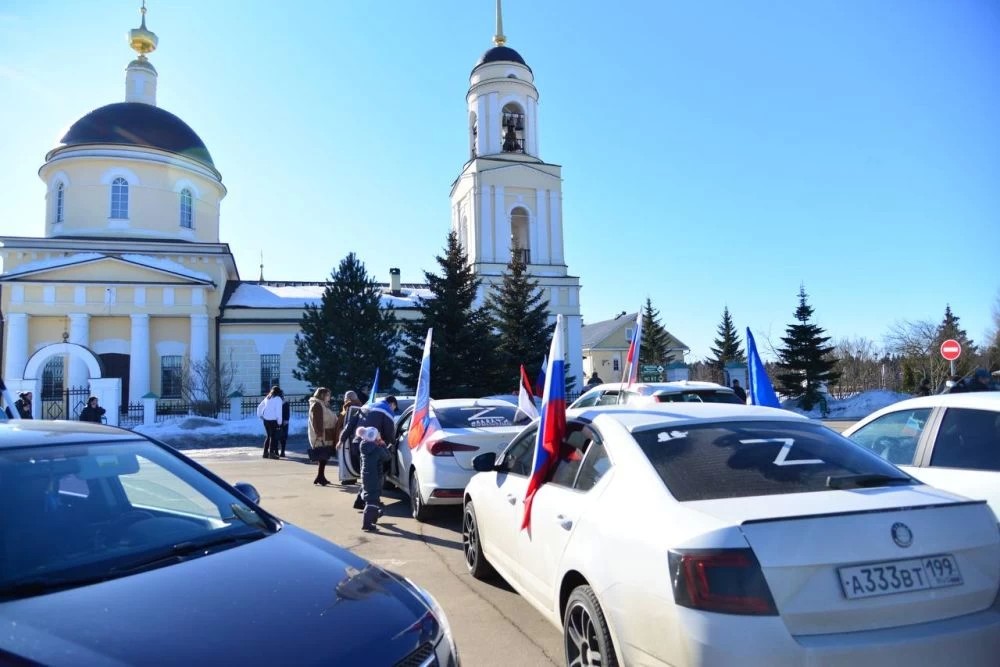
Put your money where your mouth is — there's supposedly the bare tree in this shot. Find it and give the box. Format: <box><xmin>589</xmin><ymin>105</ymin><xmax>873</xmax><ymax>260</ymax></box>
<box><xmin>182</xmin><ymin>354</ymin><xmax>243</xmax><ymax>416</ymax></box>
<box><xmin>884</xmin><ymin>319</ymin><xmax>948</xmax><ymax>391</ymax></box>
<box><xmin>830</xmin><ymin>337</ymin><xmax>882</xmax><ymax>397</ymax></box>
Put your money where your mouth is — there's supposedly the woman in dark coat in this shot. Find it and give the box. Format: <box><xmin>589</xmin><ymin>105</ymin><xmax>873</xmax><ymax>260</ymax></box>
<box><xmin>79</xmin><ymin>396</ymin><xmax>106</xmax><ymax>423</ymax></box>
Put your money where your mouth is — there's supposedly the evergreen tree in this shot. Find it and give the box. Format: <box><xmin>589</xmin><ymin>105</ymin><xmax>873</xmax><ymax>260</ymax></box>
<box><xmin>706</xmin><ymin>306</ymin><xmax>746</xmax><ymax>381</ymax></box>
<box><xmin>486</xmin><ymin>242</ymin><xmax>551</xmax><ymax>390</ymax></box>
<box><xmin>399</xmin><ymin>232</ymin><xmax>503</xmax><ymax>398</ymax></box>
<box><xmin>639</xmin><ymin>298</ymin><xmax>672</xmax><ymax>369</ymax></box>
<box><xmin>934</xmin><ymin>304</ymin><xmax>976</xmax><ymax>378</ymax></box>
<box><xmin>293</xmin><ymin>252</ymin><xmax>399</xmax><ymax>394</ymax></box>
<box><xmin>775</xmin><ymin>285</ymin><xmax>841</xmax><ymax>411</ymax></box>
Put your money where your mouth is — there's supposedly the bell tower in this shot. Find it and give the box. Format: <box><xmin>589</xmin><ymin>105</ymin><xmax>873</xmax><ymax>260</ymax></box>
<box><xmin>449</xmin><ymin>0</ymin><xmax>583</xmax><ymax>391</ymax></box>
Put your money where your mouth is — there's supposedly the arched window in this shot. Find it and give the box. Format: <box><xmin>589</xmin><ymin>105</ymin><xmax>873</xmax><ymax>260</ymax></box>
<box><xmin>510</xmin><ymin>206</ymin><xmax>530</xmax><ymax>264</ymax></box>
<box><xmin>501</xmin><ymin>102</ymin><xmax>525</xmax><ymax>153</ymax></box>
<box><xmin>54</xmin><ymin>182</ymin><xmax>65</xmax><ymax>224</ymax></box>
<box><xmin>110</xmin><ymin>177</ymin><xmax>129</xmax><ymax>219</ymax></box>
<box><xmin>180</xmin><ymin>188</ymin><xmax>193</xmax><ymax>228</ymax></box>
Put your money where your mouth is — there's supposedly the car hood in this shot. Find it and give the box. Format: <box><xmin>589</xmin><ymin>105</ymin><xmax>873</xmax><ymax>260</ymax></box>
<box><xmin>0</xmin><ymin>525</ymin><xmax>437</xmax><ymax>666</ymax></box>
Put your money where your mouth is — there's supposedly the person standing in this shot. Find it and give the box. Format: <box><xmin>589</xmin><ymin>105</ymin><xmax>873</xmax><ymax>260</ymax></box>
<box><xmin>307</xmin><ymin>387</ymin><xmax>338</xmax><ymax>486</ymax></box>
<box><xmin>14</xmin><ymin>392</ymin><xmax>33</xmax><ymax>419</ymax></box>
<box><xmin>586</xmin><ymin>372</ymin><xmax>604</xmax><ymax>388</ymax></box>
<box><xmin>966</xmin><ymin>369</ymin><xmax>993</xmax><ymax>392</ymax></box>
<box><xmin>79</xmin><ymin>396</ymin><xmax>106</xmax><ymax>423</ymax></box>
<box><xmin>279</xmin><ymin>392</ymin><xmax>291</xmax><ymax>457</ymax></box>
<box><xmin>731</xmin><ymin>379</ymin><xmax>748</xmax><ymax>403</ymax></box>
<box><xmin>915</xmin><ymin>378</ymin><xmax>932</xmax><ymax>397</ymax></box>
<box><xmin>358</xmin><ymin>426</ymin><xmax>391</xmax><ymax>532</ymax></box>
<box><xmin>256</xmin><ymin>386</ymin><xmax>284</xmax><ymax>459</ymax></box>
<box><xmin>352</xmin><ymin>396</ymin><xmax>398</xmax><ymax>512</ymax></box>
<box><xmin>337</xmin><ymin>390</ymin><xmax>364</xmax><ymax>485</ymax></box>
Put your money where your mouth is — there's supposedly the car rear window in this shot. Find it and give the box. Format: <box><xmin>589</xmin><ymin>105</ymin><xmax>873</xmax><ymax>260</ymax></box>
<box><xmin>633</xmin><ymin>420</ymin><xmax>913</xmax><ymax>501</ymax></box>
<box><xmin>435</xmin><ymin>404</ymin><xmax>518</xmax><ymax>429</ymax></box>
<box><xmin>655</xmin><ymin>390</ymin><xmax>743</xmax><ymax>405</ymax></box>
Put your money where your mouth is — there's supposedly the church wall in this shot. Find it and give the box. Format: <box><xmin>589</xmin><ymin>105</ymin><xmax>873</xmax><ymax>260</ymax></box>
<box><xmin>28</xmin><ymin>317</ymin><xmax>64</xmax><ymax>352</ymax></box>
<box><xmin>39</xmin><ymin>154</ymin><xmax>222</xmax><ymax>244</ymax></box>
<box><xmin>149</xmin><ymin>317</ymin><xmax>188</xmax><ymax>396</ymax></box>
<box><xmin>220</xmin><ymin>324</ymin><xmax>309</xmax><ymax>397</ymax></box>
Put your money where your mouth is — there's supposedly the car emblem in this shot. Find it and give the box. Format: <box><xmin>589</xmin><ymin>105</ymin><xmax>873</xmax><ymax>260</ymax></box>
<box><xmin>891</xmin><ymin>522</ymin><xmax>913</xmax><ymax>548</ymax></box>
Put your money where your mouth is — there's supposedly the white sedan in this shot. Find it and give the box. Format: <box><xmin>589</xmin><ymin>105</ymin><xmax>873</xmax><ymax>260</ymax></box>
<box><xmin>386</xmin><ymin>398</ymin><xmax>524</xmax><ymax>522</ymax></box>
<box><xmin>842</xmin><ymin>391</ymin><xmax>1000</xmax><ymax>518</ymax></box>
<box><xmin>462</xmin><ymin>403</ymin><xmax>1000</xmax><ymax>667</ymax></box>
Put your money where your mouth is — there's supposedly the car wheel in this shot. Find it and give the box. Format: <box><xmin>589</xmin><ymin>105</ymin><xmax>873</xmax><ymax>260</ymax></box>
<box><xmin>409</xmin><ymin>470</ymin><xmax>431</xmax><ymax>522</ymax></box>
<box><xmin>564</xmin><ymin>585</ymin><xmax>619</xmax><ymax>667</ymax></box>
<box><xmin>462</xmin><ymin>502</ymin><xmax>497</xmax><ymax>580</ymax></box>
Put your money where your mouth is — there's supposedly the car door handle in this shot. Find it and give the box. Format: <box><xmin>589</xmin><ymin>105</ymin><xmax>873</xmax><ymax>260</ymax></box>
<box><xmin>506</xmin><ymin>493</ymin><xmax>517</xmax><ymax>505</ymax></box>
<box><xmin>556</xmin><ymin>514</ymin><xmax>573</xmax><ymax>531</ymax></box>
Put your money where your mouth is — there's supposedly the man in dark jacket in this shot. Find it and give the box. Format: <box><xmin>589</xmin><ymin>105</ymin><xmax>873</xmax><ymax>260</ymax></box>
<box><xmin>279</xmin><ymin>392</ymin><xmax>291</xmax><ymax>457</ymax></box>
<box><xmin>15</xmin><ymin>392</ymin><xmax>33</xmax><ymax>419</ymax></box>
<box><xmin>79</xmin><ymin>396</ymin><xmax>106</xmax><ymax>423</ymax></box>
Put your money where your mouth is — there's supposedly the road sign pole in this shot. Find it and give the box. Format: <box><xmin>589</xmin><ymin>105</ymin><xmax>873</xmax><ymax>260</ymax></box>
<box><xmin>950</xmin><ymin>359</ymin><xmax>955</xmax><ymax>377</ymax></box>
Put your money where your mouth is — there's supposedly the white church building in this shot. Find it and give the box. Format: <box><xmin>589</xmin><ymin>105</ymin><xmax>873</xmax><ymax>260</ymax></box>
<box><xmin>0</xmin><ymin>3</ymin><xmax>583</xmax><ymax>424</ymax></box>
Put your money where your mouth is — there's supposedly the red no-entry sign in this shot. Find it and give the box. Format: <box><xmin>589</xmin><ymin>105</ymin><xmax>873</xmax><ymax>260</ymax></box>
<box><xmin>940</xmin><ymin>339</ymin><xmax>962</xmax><ymax>361</ymax></box>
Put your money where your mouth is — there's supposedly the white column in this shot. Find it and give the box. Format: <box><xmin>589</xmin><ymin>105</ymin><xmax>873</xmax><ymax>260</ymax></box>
<box><xmin>534</xmin><ymin>189</ymin><xmax>548</xmax><ymax>264</ymax></box>
<box><xmin>4</xmin><ymin>313</ymin><xmax>29</xmax><ymax>379</ymax></box>
<box><xmin>550</xmin><ymin>190</ymin><xmax>564</xmax><ymax>263</ymax></box>
<box><xmin>476</xmin><ymin>95</ymin><xmax>489</xmax><ymax>156</ymax></box>
<box><xmin>528</xmin><ymin>97</ymin><xmax>539</xmax><ymax>156</ymax></box>
<box><xmin>480</xmin><ymin>186</ymin><xmax>493</xmax><ymax>262</ymax></box>
<box><xmin>488</xmin><ymin>92</ymin><xmax>500</xmax><ymax>154</ymax></box>
<box><xmin>129</xmin><ymin>314</ymin><xmax>150</xmax><ymax>403</ymax></box>
<box><xmin>469</xmin><ymin>188</ymin><xmax>481</xmax><ymax>263</ymax></box>
<box><xmin>565</xmin><ymin>314</ymin><xmax>584</xmax><ymax>395</ymax></box>
<box><xmin>189</xmin><ymin>314</ymin><xmax>210</xmax><ymax>401</ymax></box>
<box><xmin>68</xmin><ymin>313</ymin><xmax>90</xmax><ymax>389</ymax></box>
<box><xmin>494</xmin><ymin>185</ymin><xmax>509</xmax><ymax>265</ymax></box>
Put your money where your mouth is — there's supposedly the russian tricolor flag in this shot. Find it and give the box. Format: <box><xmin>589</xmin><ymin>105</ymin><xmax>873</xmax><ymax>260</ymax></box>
<box><xmin>515</xmin><ymin>364</ymin><xmax>539</xmax><ymax>424</ymax></box>
<box><xmin>407</xmin><ymin>329</ymin><xmax>439</xmax><ymax>448</ymax></box>
<box><xmin>622</xmin><ymin>311</ymin><xmax>643</xmax><ymax>385</ymax></box>
<box><xmin>522</xmin><ymin>315</ymin><xmax>567</xmax><ymax>531</ymax></box>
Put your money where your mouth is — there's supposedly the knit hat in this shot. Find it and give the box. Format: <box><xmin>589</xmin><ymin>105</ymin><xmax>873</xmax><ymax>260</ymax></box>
<box><xmin>356</xmin><ymin>426</ymin><xmax>379</xmax><ymax>442</ymax></box>
<box><xmin>344</xmin><ymin>390</ymin><xmax>359</xmax><ymax>402</ymax></box>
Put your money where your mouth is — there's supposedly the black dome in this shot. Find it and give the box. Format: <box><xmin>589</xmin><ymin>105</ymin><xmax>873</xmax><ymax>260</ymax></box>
<box><xmin>475</xmin><ymin>46</ymin><xmax>531</xmax><ymax>72</ymax></box>
<box><xmin>58</xmin><ymin>102</ymin><xmax>215</xmax><ymax>169</ymax></box>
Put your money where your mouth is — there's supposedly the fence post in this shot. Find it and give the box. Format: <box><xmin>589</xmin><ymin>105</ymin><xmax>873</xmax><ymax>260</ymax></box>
<box><xmin>228</xmin><ymin>391</ymin><xmax>243</xmax><ymax>421</ymax></box>
<box><xmin>143</xmin><ymin>392</ymin><xmax>158</xmax><ymax>427</ymax></box>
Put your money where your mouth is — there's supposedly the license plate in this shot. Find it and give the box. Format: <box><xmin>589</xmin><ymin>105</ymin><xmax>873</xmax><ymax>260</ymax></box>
<box><xmin>838</xmin><ymin>554</ymin><xmax>963</xmax><ymax>600</ymax></box>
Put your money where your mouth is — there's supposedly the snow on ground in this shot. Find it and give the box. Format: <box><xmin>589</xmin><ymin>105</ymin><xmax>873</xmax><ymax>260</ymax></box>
<box><xmin>137</xmin><ymin>390</ymin><xmax>914</xmax><ymax>454</ymax></box>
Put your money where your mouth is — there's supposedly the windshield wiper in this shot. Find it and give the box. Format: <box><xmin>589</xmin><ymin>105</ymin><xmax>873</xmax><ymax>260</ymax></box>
<box><xmin>0</xmin><ymin>572</ymin><xmax>117</xmax><ymax>600</ymax></box>
<box><xmin>826</xmin><ymin>473</ymin><xmax>912</xmax><ymax>489</ymax></box>
<box><xmin>111</xmin><ymin>529</ymin><xmax>267</xmax><ymax>575</ymax></box>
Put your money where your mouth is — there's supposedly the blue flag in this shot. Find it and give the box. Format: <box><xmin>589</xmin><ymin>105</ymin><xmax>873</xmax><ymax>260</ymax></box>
<box><xmin>367</xmin><ymin>368</ymin><xmax>380</xmax><ymax>405</ymax></box>
<box><xmin>746</xmin><ymin>328</ymin><xmax>781</xmax><ymax>408</ymax></box>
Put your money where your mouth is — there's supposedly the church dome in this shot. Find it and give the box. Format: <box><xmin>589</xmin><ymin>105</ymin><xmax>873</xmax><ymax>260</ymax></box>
<box><xmin>475</xmin><ymin>46</ymin><xmax>531</xmax><ymax>72</ymax></box>
<box><xmin>56</xmin><ymin>102</ymin><xmax>215</xmax><ymax>169</ymax></box>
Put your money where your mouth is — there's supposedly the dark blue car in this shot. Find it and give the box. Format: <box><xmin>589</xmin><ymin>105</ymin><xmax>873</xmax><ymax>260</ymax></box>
<box><xmin>0</xmin><ymin>421</ymin><xmax>459</xmax><ymax>666</ymax></box>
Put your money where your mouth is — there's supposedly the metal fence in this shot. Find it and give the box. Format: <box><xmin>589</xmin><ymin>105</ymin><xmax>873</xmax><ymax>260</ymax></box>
<box><xmin>119</xmin><ymin>402</ymin><xmax>145</xmax><ymax>428</ymax></box>
<box><xmin>241</xmin><ymin>395</ymin><xmax>310</xmax><ymax>419</ymax></box>
<box><xmin>41</xmin><ymin>386</ymin><xmax>91</xmax><ymax>421</ymax></box>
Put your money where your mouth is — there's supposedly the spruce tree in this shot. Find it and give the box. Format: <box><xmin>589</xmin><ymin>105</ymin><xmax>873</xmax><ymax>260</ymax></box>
<box><xmin>775</xmin><ymin>286</ymin><xmax>841</xmax><ymax>411</ymax></box>
<box><xmin>293</xmin><ymin>252</ymin><xmax>399</xmax><ymax>394</ymax></box>
<box><xmin>935</xmin><ymin>304</ymin><xmax>976</xmax><ymax>378</ymax></box>
<box><xmin>706</xmin><ymin>306</ymin><xmax>746</xmax><ymax>380</ymax></box>
<box><xmin>639</xmin><ymin>298</ymin><xmax>672</xmax><ymax>370</ymax></box>
<box><xmin>486</xmin><ymin>242</ymin><xmax>551</xmax><ymax>391</ymax></box>
<box><xmin>399</xmin><ymin>232</ymin><xmax>503</xmax><ymax>398</ymax></box>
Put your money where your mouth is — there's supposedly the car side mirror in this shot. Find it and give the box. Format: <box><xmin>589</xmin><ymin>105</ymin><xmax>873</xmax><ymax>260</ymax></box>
<box><xmin>473</xmin><ymin>452</ymin><xmax>497</xmax><ymax>472</ymax></box>
<box><xmin>233</xmin><ymin>482</ymin><xmax>261</xmax><ymax>505</ymax></box>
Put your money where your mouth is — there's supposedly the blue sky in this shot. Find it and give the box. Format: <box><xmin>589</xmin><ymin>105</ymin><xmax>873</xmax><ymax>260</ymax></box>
<box><xmin>2</xmin><ymin>1</ymin><xmax>998</xmax><ymax>360</ymax></box>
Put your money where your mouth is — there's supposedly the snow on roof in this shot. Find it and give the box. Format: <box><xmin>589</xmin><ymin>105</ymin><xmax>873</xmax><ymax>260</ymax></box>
<box><xmin>0</xmin><ymin>252</ymin><xmax>212</xmax><ymax>283</ymax></box>
<box><xmin>0</xmin><ymin>252</ymin><xmax>104</xmax><ymax>277</ymax></box>
<box><xmin>120</xmin><ymin>254</ymin><xmax>213</xmax><ymax>282</ymax></box>
<box><xmin>225</xmin><ymin>282</ymin><xmax>433</xmax><ymax>309</ymax></box>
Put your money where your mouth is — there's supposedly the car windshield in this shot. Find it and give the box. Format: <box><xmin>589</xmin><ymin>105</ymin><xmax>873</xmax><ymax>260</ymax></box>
<box><xmin>654</xmin><ymin>390</ymin><xmax>743</xmax><ymax>405</ymax></box>
<box><xmin>434</xmin><ymin>404</ymin><xmax>518</xmax><ymax>429</ymax></box>
<box><xmin>0</xmin><ymin>440</ymin><xmax>273</xmax><ymax>597</ymax></box>
<box><xmin>632</xmin><ymin>420</ymin><xmax>914</xmax><ymax>501</ymax></box>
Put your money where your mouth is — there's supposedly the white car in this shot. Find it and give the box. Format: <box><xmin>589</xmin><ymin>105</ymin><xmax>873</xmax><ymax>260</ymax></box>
<box><xmin>843</xmin><ymin>392</ymin><xmax>1000</xmax><ymax>518</ymax></box>
<box><xmin>386</xmin><ymin>398</ymin><xmax>525</xmax><ymax>521</ymax></box>
<box><xmin>570</xmin><ymin>381</ymin><xmax>743</xmax><ymax>409</ymax></box>
<box><xmin>462</xmin><ymin>403</ymin><xmax>1000</xmax><ymax>666</ymax></box>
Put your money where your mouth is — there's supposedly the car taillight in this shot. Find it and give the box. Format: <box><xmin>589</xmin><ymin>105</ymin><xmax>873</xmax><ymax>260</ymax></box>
<box><xmin>426</xmin><ymin>440</ymin><xmax>480</xmax><ymax>457</ymax></box>
<box><xmin>668</xmin><ymin>549</ymin><xmax>778</xmax><ymax>615</ymax></box>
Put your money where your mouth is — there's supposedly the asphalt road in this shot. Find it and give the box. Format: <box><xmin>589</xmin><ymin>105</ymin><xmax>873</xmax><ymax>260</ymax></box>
<box><xmin>191</xmin><ymin>449</ymin><xmax>564</xmax><ymax>667</ymax></box>
<box><xmin>188</xmin><ymin>418</ymin><xmax>856</xmax><ymax>666</ymax></box>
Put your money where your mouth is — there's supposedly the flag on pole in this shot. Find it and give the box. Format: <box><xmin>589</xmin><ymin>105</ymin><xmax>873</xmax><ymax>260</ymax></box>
<box><xmin>407</xmin><ymin>329</ymin><xmax>440</xmax><ymax>448</ymax></box>
<box><xmin>746</xmin><ymin>328</ymin><xmax>781</xmax><ymax>408</ymax></box>
<box><xmin>0</xmin><ymin>378</ymin><xmax>18</xmax><ymax>419</ymax></box>
<box><xmin>366</xmin><ymin>368</ymin><xmax>380</xmax><ymax>405</ymax></box>
<box><xmin>522</xmin><ymin>315</ymin><xmax>567</xmax><ymax>531</ymax></box>
<box><xmin>621</xmin><ymin>311</ymin><xmax>643</xmax><ymax>385</ymax></box>
<box><xmin>534</xmin><ymin>355</ymin><xmax>547</xmax><ymax>397</ymax></box>
<box><xmin>515</xmin><ymin>364</ymin><xmax>540</xmax><ymax>423</ymax></box>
